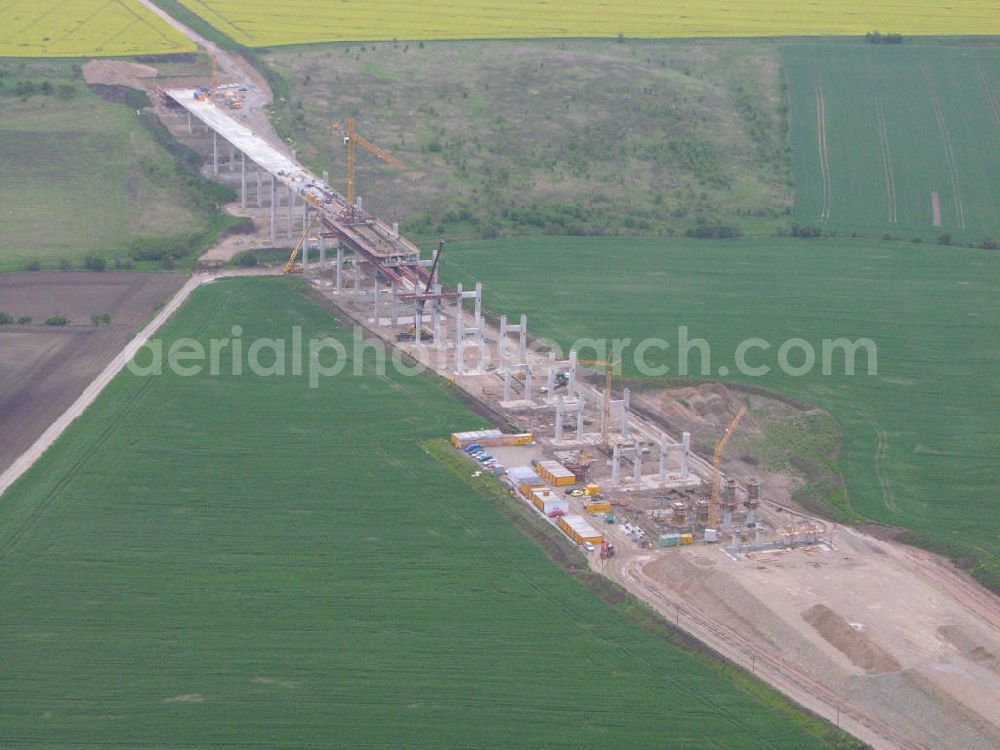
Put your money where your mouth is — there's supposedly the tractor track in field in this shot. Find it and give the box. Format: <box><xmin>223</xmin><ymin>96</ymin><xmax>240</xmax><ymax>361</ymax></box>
<box><xmin>863</xmin><ymin>411</ymin><xmax>898</xmax><ymax>515</ymax></box>
<box><xmin>921</xmin><ymin>63</ymin><xmax>966</xmax><ymax>231</ymax></box>
<box><xmin>874</xmin><ymin>94</ymin><xmax>898</xmax><ymax>224</ymax></box>
<box><xmin>977</xmin><ymin>63</ymin><xmax>1000</xmax><ymax>129</ymax></box>
<box><xmin>867</xmin><ymin>63</ymin><xmax>897</xmax><ymax>224</ymax></box>
<box><xmin>814</xmin><ymin>84</ymin><xmax>832</xmax><ymax>223</ymax></box>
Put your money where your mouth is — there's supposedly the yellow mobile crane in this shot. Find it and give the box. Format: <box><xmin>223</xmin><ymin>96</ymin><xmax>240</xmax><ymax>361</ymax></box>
<box><xmin>576</xmin><ymin>359</ymin><xmax>621</xmax><ymax>453</ymax></box>
<box><xmin>708</xmin><ymin>406</ymin><xmax>749</xmax><ymax>529</ymax></box>
<box><xmin>331</xmin><ymin>118</ymin><xmax>404</xmax><ymax>219</ymax></box>
<box><xmin>283</xmin><ymin>213</ymin><xmax>320</xmax><ymax>274</ymax></box>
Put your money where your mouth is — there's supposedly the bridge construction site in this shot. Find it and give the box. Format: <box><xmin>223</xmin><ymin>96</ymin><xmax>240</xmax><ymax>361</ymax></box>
<box><xmin>163</xmin><ymin>85</ymin><xmax>830</xmax><ymax>561</ymax></box>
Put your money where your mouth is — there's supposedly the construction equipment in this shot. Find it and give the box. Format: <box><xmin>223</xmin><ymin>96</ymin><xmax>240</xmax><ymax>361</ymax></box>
<box><xmin>419</xmin><ymin>239</ymin><xmax>446</xmax><ymax>313</ymax></box>
<box><xmin>332</xmin><ymin>118</ymin><xmax>404</xmax><ymax>220</ymax></box>
<box><xmin>576</xmin><ymin>359</ymin><xmax>621</xmax><ymax>453</ymax></box>
<box><xmin>708</xmin><ymin>406</ymin><xmax>749</xmax><ymax>528</ymax></box>
<box><xmin>283</xmin><ymin>213</ymin><xmax>320</xmax><ymax>274</ymax></box>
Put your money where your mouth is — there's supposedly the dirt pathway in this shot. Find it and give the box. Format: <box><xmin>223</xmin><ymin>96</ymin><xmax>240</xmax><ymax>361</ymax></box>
<box><xmin>0</xmin><ymin>268</ymin><xmax>279</xmax><ymax>501</ymax></box>
<box><xmin>135</xmin><ymin>0</ymin><xmax>288</xmax><ymax>155</ymax></box>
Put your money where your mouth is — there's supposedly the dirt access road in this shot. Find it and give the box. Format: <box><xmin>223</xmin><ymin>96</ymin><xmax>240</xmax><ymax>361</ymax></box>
<box><xmin>0</xmin><ymin>269</ymin><xmax>278</xmax><ymax>499</ymax></box>
<box><xmin>0</xmin><ymin>272</ymin><xmax>185</xmax><ymax>475</ymax></box>
<box><xmin>136</xmin><ymin>0</ymin><xmax>288</xmax><ymax>156</ymax></box>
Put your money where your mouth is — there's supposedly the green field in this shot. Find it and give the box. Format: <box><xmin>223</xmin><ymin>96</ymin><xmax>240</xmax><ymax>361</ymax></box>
<box><xmin>443</xmin><ymin>237</ymin><xmax>1000</xmax><ymax>590</ymax></box>
<box><xmin>0</xmin><ymin>0</ymin><xmax>193</xmax><ymax>57</ymax></box>
<box><xmin>0</xmin><ymin>60</ymin><xmax>232</xmax><ymax>270</ymax></box>
<box><xmin>0</xmin><ymin>278</ymin><xmax>852</xmax><ymax>748</ymax></box>
<box><xmin>784</xmin><ymin>43</ymin><xmax>1000</xmax><ymax>243</ymax></box>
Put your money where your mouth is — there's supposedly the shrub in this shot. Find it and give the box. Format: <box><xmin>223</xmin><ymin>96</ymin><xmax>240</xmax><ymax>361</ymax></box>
<box><xmin>685</xmin><ymin>224</ymin><xmax>743</xmax><ymax>239</ymax></box>
<box><xmin>938</xmin><ymin>233</ymin><xmax>952</xmax><ymax>246</ymax></box>
<box><xmin>235</xmin><ymin>252</ymin><xmax>259</xmax><ymax>268</ymax></box>
<box><xmin>58</xmin><ymin>258</ymin><xmax>72</xmax><ymax>271</ymax></box>
<box><xmin>16</xmin><ymin>316</ymin><xmax>32</xmax><ymax>325</ymax></box>
<box><xmin>0</xmin><ymin>311</ymin><xmax>12</xmax><ymax>325</ymax></box>
<box><xmin>24</xmin><ymin>259</ymin><xmax>41</xmax><ymax>271</ymax></box>
<box><xmin>982</xmin><ymin>237</ymin><xmax>998</xmax><ymax>250</ymax></box>
<box><xmin>790</xmin><ymin>223</ymin><xmax>822</xmax><ymax>238</ymax></box>
<box><xmin>83</xmin><ymin>255</ymin><xmax>107</xmax><ymax>272</ymax></box>
<box><xmin>45</xmin><ymin>316</ymin><xmax>69</xmax><ymax>326</ymax></box>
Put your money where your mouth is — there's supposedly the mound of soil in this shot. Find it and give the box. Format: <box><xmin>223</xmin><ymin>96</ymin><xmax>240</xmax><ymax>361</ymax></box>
<box><xmin>803</xmin><ymin>603</ymin><xmax>901</xmax><ymax>674</ymax></box>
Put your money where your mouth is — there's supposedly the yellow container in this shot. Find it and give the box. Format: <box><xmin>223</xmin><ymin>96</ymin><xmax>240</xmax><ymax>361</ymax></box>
<box><xmin>680</xmin><ymin>533</ymin><xmax>694</xmax><ymax>546</ymax></box>
<box><xmin>584</xmin><ymin>501</ymin><xmax>612</xmax><ymax>515</ymax></box>
<box><xmin>514</xmin><ymin>433</ymin><xmax>534</xmax><ymax>446</ymax></box>
<box><xmin>585</xmin><ymin>483</ymin><xmax>601</xmax><ymax>496</ymax></box>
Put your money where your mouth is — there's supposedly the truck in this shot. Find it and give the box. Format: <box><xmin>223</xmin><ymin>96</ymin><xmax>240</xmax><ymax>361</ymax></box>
<box><xmin>600</xmin><ymin>541</ymin><xmax>616</xmax><ymax>559</ymax></box>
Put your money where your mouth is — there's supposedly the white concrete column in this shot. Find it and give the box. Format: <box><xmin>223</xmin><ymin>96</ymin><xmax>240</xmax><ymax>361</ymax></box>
<box><xmin>474</xmin><ymin>282</ymin><xmax>483</xmax><ymax>329</ymax></box>
<box><xmin>524</xmin><ymin>365</ymin><xmax>532</xmax><ymax>402</ymax></box>
<box><xmin>518</xmin><ymin>314</ymin><xmax>527</xmax><ymax>365</ymax></box>
<box><xmin>373</xmin><ymin>281</ymin><xmax>381</xmax><ymax>324</ymax></box>
<box><xmin>658</xmin><ymin>433</ymin><xmax>669</xmax><ymax>482</ymax></box>
<box><xmin>322</xmin><ymin>169</ymin><xmax>329</xmax><ymax>184</ymax></box>
<box><xmin>229</xmin><ymin>143</ymin><xmax>235</xmax><ymax>171</ymax></box>
<box><xmin>681</xmin><ymin>432</ymin><xmax>691</xmax><ymax>479</ymax></box>
<box><xmin>301</xmin><ymin>220</ymin><xmax>309</xmax><ymax>268</ymax></box>
<box><xmin>335</xmin><ymin>246</ymin><xmax>343</xmax><ymax>292</ymax></box>
<box><xmin>433</xmin><ymin>304</ymin><xmax>441</xmax><ymax>345</ymax></box>
<box><xmin>547</xmin><ymin>353</ymin><xmax>556</xmax><ymax>394</ymax></box>
<box><xmin>503</xmin><ymin>367</ymin><xmax>512</xmax><ymax>402</ymax></box>
<box><xmin>187</xmin><ymin>111</ymin><xmax>192</xmax><ymax>134</ymax></box>
<box><xmin>269</xmin><ymin>175</ymin><xmax>276</xmax><ymax>241</ymax></box>
<box><xmin>414</xmin><ymin>306</ymin><xmax>423</xmax><ymax>347</ymax></box>
<box><xmin>353</xmin><ymin>257</ymin><xmax>361</xmax><ymax>292</ymax></box>
<box><xmin>555</xmin><ymin>396</ymin><xmax>565</xmax><ymax>442</ymax></box>
<box><xmin>621</xmin><ymin>387</ymin><xmax>631</xmax><ymax>438</ymax></box>
<box><xmin>612</xmin><ymin>443</ymin><xmax>621</xmax><ymax>485</ymax></box>
<box><xmin>256</xmin><ymin>168</ymin><xmax>263</xmax><ymax>207</ymax></box>
<box><xmin>319</xmin><ymin>235</ymin><xmax>326</xmax><ymax>264</ymax></box>
<box><xmin>633</xmin><ymin>440</ymin><xmax>642</xmax><ymax>485</ymax></box>
<box><xmin>240</xmin><ymin>153</ymin><xmax>247</xmax><ymax>209</ymax></box>
<box><xmin>568</xmin><ymin>350</ymin><xmax>578</xmax><ymax>395</ymax></box>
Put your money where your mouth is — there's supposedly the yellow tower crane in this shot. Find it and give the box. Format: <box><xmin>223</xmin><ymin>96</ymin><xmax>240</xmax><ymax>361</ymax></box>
<box><xmin>576</xmin><ymin>359</ymin><xmax>621</xmax><ymax>453</ymax></box>
<box><xmin>332</xmin><ymin>118</ymin><xmax>404</xmax><ymax>220</ymax></box>
<box><xmin>708</xmin><ymin>406</ymin><xmax>749</xmax><ymax>529</ymax></box>
<box><xmin>283</xmin><ymin>213</ymin><xmax>320</xmax><ymax>274</ymax></box>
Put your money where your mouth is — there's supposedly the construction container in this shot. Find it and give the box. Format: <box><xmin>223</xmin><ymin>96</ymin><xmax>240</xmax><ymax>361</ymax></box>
<box><xmin>584</xmin><ymin>500</ymin><xmax>612</xmax><ymax>515</ymax></box>
<box><xmin>500</xmin><ymin>432</ymin><xmax>534</xmax><ymax>446</ymax></box>
<box><xmin>531</xmin><ymin>489</ymin><xmax>568</xmax><ymax>516</ymax></box>
<box><xmin>537</xmin><ymin>460</ymin><xmax>576</xmax><ymax>487</ymax></box>
<box><xmin>659</xmin><ymin>533</ymin><xmax>681</xmax><ymax>548</ymax></box>
<box><xmin>584</xmin><ymin>483</ymin><xmax>601</xmax><ymax>496</ymax></box>
<box><xmin>605</xmin><ymin>514</ymin><xmax>616</xmax><ymax>524</ymax></box>
<box><xmin>680</xmin><ymin>533</ymin><xmax>694</xmax><ymax>546</ymax></box>
<box><xmin>451</xmin><ymin>429</ymin><xmax>504</xmax><ymax>449</ymax></box>
<box><xmin>703</xmin><ymin>528</ymin><xmax>718</xmax><ymax>543</ymax></box>
<box><xmin>508</xmin><ymin>466</ymin><xmax>544</xmax><ymax>495</ymax></box>
<box><xmin>558</xmin><ymin>514</ymin><xmax>603</xmax><ymax>545</ymax></box>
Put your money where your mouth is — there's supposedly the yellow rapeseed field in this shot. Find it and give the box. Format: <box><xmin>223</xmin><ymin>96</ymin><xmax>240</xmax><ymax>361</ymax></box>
<box><xmin>179</xmin><ymin>0</ymin><xmax>999</xmax><ymax>45</ymax></box>
<box><xmin>0</xmin><ymin>0</ymin><xmax>194</xmax><ymax>57</ymax></box>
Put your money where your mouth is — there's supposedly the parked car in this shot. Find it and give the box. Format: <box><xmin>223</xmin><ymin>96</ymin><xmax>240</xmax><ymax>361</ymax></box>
<box><xmin>464</xmin><ymin>444</ymin><xmax>482</xmax><ymax>453</ymax></box>
<box><xmin>583</xmin><ymin>542</ymin><xmax>595</xmax><ymax>552</ymax></box>
<box><xmin>547</xmin><ymin>508</ymin><xmax>566</xmax><ymax>519</ymax></box>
